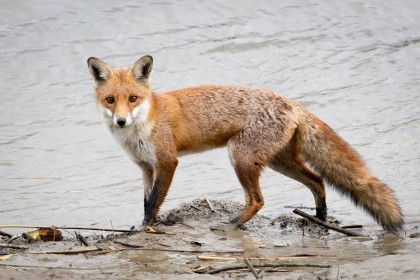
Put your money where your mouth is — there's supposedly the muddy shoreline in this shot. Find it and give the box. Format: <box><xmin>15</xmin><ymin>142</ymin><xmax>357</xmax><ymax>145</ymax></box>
<box><xmin>1</xmin><ymin>199</ymin><xmax>420</xmax><ymax>279</ymax></box>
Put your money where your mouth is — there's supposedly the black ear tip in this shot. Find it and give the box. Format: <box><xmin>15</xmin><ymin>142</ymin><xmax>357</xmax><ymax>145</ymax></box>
<box><xmin>87</xmin><ymin>57</ymin><xmax>98</xmax><ymax>66</ymax></box>
<box><xmin>142</xmin><ymin>55</ymin><xmax>153</xmax><ymax>63</ymax></box>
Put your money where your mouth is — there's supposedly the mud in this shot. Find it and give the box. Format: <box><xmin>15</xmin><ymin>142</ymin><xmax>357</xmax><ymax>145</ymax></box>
<box><xmin>2</xmin><ymin>199</ymin><xmax>420</xmax><ymax>279</ymax></box>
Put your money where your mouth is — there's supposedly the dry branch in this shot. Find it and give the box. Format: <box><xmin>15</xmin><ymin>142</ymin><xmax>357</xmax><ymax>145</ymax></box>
<box><xmin>30</xmin><ymin>247</ymin><xmax>101</xmax><ymax>254</ymax></box>
<box><xmin>0</xmin><ymin>225</ymin><xmax>133</xmax><ymax>233</ymax></box>
<box><xmin>0</xmin><ymin>230</ymin><xmax>13</xmax><ymax>238</ymax></box>
<box><xmin>244</xmin><ymin>258</ymin><xmax>260</xmax><ymax>279</ymax></box>
<box><xmin>197</xmin><ymin>255</ymin><xmax>312</xmax><ymax>261</ymax></box>
<box><xmin>113</xmin><ymin>240</ymin><xmax>243</xmax><ymax>254</ymax></box>
<box><xmin>204</xmin><ymin>195</ymin><xmax>215</xmax><ymax>212</ymax></box>
<box><xmin>0</xmin><ymin>263</ymin><xmax>96</xmax><ymax>270</ymax></box>
<box><xmin>203</xmin><ymin>263</ymin><xmax>331</xmax><ymax>274</ymax></box>
<box><xmin>75</xmin><ymin>231</ymin><xmax>90</xmax><ymax>246</ymax></box>
<box><xmin>293</xmin><ymin>209</ymin><xmax>365</xmax><ymax>237</ymax></box>
<box><xmin>0</xmin><ymin>244</ymin><xmax>28</xmax><ymax>250</ymax></box>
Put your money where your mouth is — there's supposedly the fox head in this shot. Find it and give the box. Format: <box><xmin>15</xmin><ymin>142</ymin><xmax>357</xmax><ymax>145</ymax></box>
<box><xmin>87</xmin><ymin>55</ymin><xmax>153</xmax><ymax>128</ymax></box>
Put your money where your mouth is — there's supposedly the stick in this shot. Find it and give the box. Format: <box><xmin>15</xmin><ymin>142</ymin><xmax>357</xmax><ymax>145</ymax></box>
<box><xmin>30</xmin><ymin>247</ymin><xmax>101</xmax><ymax>254</ymax></box>
<box><xmin>204</xmin><ymin>195</ymin><xmax>215</xmax><ymax>212</ymax></box>
<box><xmin>292</xmin><ymin>209</ymin><xmax>364</xmax><ymax>237</ymax></box>
<box><xmin>244</xmin><ymin>258</ymin><xmax>260</xmax><ymax>279</ymax></box>
<box><xmin>75</xmin><ymin>231</ymin><xmax>90</xmax><ymax>246</ymax></box>
<box><xmin>341</xmin><ymin>225</ymin><xmax>363</xmax><ymax>229</ymax></box>
<box><xmin>113</xmin><ymin>240</ymin><xmax>243</xmax><ymax>254</ymax></box>
<box><xmin>0</xmin><ymin>225</ymin><xmax>133</xmax><ymax>233</ymax></box>
<box><xmin>284</xmin><ymin>206</ymin><xmax>316</xmax><ymax>210</ymax></box>
<box><xmin>0</xmin><ymin>230</ymin><xmax>13</xmax><ymax>238</ymax></box>
<box><xmin>0</xmin><ymin>263</ymin><xmax>96</xmax><ymax>270</ymax></box>
<box><xmin>197</xmin><ymin>256</ymin><xmax>311</xmax><ymax>261</ymax></box>
<box><xmin>0</xmin><ymin>244</ymin><xmax>29</xmax><ymax>250</ymax></box>
<box><xmin>204</xmin><ymin>263</ymin><xmax>331</xmax><ymax>274</ymax></box>
<box><xmin>113</xmin><ymin>240</ymin><xmax>143</xmax><ymax>248</ymax></box>
<box><xmin>5</xmin><ymin>234</ymin><xmax>22</xmax><ymax>244</ymax></box>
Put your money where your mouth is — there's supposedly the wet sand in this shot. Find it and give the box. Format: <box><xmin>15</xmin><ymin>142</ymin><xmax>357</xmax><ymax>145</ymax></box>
<box><xmin>2</xmin><ymin>199</ymin><xmax>420</xmax><ymax>279</ymax></box>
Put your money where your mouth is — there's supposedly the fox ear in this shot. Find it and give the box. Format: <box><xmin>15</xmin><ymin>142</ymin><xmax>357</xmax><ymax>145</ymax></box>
<box><xmin>130</xmin><ymin>55</ymin><xmax>153</xmax><ymax>85</ymax></box>
<box><xmin>87</xmin><ymin>57</ymin><xmax>112</xmax><ymax>87</ymax></box>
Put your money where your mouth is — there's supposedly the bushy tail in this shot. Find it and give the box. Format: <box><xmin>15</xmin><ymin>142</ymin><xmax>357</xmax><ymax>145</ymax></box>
<box><xmin>300</xmin><ymin>114</ymin><xmax>404</xmax><ymax>233</ymax></box>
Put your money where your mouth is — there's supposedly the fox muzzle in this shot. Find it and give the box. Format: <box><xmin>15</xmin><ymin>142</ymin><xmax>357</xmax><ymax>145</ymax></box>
<box><xmin>116</xmin><ymin>118</ymin><xmax>127</xmax><ymax>127</ymax></box>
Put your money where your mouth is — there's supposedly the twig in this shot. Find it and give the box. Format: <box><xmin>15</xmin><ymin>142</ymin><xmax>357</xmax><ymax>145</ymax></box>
<box><xmin>204</xmin><ymin>195</ymin><xmax>215</xmax><ymax>212</ymax></box>
<box><xmin>244</xmin><ymin>258</ymin><xmax>260</xmax><ymax>279</ymax></box>
<box><xmin>0</xmin><ymin>225</ymin><xmax>133</xmax><ymax>233</ymax></box>
<box><xmin>0</xmin><ymin>230</ymin><xmax>13</xmax><ymax>238</ymax></box>
<box><xmin>113</xmin><ymin>240</ymin><xmax>243</xmax><ymax>254</ymax></box>
<box><xmin>341</xmin><ymin>225</ymin><xmax>363</xmax><ymax>229</ymax></box>
<box><xmin>30</xmin><ymin>247</ymin><xmax>101</xmax><ymax>254</ymax></box>
<box><xmin>0</xmin><ymin>244</ymin><xmax>28</xmax><ymax>250</ymax></box>
<box><xmin>113</xmin><ymin>240</ymin><xmax>143</xmax><ymax>248</ymax></box>
<box><xmin>75</xmin><ymin>231</ymin><xmax>90</xmax><ymax>246</ymax></box>
<box><xmin>264</xmin><ymin>268</ymin><xmax>290</xmax><ymax>273</ymax></box>
<box><xmin>293</xmin><ymin>209</ymin><xmax>365</xmax><ymax>237</ymax></box>
<box><xmin>203</xmin><ymin>263</ymin><xmax>331</xmax><ymax>274</ymax></box>
<box><xmin>0</xmin><ymin>263</ymin><xmax>96</xmax><ymax>270</ymax></box>
<box><xmin>110</xmin><ymin>220</ymin><xmax>114</xmax><ymax>236</ymax></box>
<box><xmin>5</xmin><ymin>234</ymin><xmax>22</xmax><ymax>244</ymax></box>
<box><xmin>284</xmin><ymin>206</ymin><xmax>315</xmax><ymax>210</ymax></box>
<box><xmin>189</xmin><ymin>205</ymin><xmax>202</xmax><ymax>211</ymax></box>
<box><xmin>197</xmin><ymin>255</ymin><xmax>322</xmax><ymax>261</ymax></box>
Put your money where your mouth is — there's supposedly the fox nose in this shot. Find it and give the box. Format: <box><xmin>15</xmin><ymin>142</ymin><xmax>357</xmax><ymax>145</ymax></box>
<box><xmin>116</xmin><ymin>118</ymin><xmax>126</xmax><ymax>127</ymax></box>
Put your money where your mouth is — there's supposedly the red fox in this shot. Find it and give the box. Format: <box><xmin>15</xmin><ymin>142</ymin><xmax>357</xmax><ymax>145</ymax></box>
<box><xmin>87</xmin><ymin>55</ymin><xmax>403</xmax><ymax>232</ymax></box>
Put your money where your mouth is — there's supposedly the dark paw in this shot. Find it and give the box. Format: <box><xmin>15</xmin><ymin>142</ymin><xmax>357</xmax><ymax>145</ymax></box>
<box><xmin>229</xmin><ymin>216</ymin><xmax>240</xmax><ymax>225</ymax></box>
<box><xmin>315</xmin><ymin>207</ymin><xmax>328</xmax><ymax>221</ymax></box>
<box><xmin>141</xmin><ymin>217</ymin><xmax>154</xmax><ymax>227</ymax></box>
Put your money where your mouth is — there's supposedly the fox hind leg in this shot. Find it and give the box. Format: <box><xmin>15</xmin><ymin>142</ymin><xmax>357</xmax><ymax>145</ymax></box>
<box><xmin>228</xmin><ymin>142</ymin><xmax>265</xmax><ymax>227</ymax></box>
<box><xmin>227</xmin><ymin>120</ymin><xmax>297</xmax><ymax>227</ymax></box>
<box><xmin>269</xmin><ymin>148</ymin><xmax>327</xmax><ymax>220</ymax></box>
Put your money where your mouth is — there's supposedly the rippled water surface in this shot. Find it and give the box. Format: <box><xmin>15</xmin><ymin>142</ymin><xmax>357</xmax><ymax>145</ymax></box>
<box><xmin>1</xmin><ymin>0</ymin><xmax>419</xmax><ymax>231</ymax></box>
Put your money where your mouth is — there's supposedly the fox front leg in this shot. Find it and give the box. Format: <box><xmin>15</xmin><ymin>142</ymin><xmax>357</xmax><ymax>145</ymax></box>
<box><xmin>141</xmin><ymin>159</ymin><xmax>178</xmax><ymax>226</ymax></box>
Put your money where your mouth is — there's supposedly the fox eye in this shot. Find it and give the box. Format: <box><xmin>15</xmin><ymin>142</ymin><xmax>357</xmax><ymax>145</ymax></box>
<box><xmin>129</xmin><ymin>96</ymin><xmax>138</xmax><ymax>103</ymax></box>
<box><xmin>106</xmin><ymin>97</ymin><xmax>115</xmax><ymax>104</ymax></box>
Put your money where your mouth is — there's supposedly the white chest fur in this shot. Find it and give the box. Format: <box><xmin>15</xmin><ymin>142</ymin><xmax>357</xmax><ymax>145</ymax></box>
<box><xmin>110</xmin><ymin>122</ymin><xmax>156</xmax><ymax>166</ymax></box>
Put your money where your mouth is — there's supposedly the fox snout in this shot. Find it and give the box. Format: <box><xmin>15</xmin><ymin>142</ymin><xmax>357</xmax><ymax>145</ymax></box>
<box><xmin>112</xmin><ymin>114</ymin><xmax>133</xmax><ymax>128</ymax></box>
<box><xmin>116</xmin><ymin>117</ymin><xmax>127</xmax><ymax>127</ymax></box>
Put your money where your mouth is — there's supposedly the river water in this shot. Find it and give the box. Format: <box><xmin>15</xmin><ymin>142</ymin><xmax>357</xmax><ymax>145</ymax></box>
<box><xmin>1</xmin><ymin>0</ymin><xmax>419</xmax><ymax>232</ymax></box>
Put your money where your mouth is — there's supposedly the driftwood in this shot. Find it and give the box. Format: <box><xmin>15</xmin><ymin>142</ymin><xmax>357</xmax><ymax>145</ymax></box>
<box><xmin>293</xmin><ymin>209</ymin><xmax>364</xmax><ymax>237</ymax></box>
<box><xmin>203</xmin><ymin>263</ymin><xmax>331</xmax><ymax>274</ymax></box>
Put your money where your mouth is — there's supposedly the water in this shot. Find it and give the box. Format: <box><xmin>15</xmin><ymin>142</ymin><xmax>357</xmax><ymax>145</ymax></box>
<box><xmin>0</xmin><ymin>0</ymin><xmax>419</xmax><ymax>231</ymax></box>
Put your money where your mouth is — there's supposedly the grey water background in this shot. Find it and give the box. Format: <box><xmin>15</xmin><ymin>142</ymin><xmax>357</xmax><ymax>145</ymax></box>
<box><xmin>1</xmin><ymin>0</ymin><xmax>419</xmax><ymax>231</ymax></box>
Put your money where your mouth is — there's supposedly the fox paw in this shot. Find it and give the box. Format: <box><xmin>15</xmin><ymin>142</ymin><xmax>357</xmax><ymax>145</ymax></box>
<box><xmin>315</xmin><ymin>207</ymin><xmax>328</xmax><ymax>221</ymax></box>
